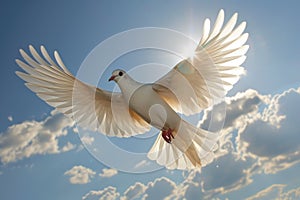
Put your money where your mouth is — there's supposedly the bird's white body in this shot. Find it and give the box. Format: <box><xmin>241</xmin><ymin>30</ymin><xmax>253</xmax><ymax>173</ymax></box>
<box><xmin>118</xmin><ymin>76</ymin><xmax>180</xmax><ymax>131</ymax></box>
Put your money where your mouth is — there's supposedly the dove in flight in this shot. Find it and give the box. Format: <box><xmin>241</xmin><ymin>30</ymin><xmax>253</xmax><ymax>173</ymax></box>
<box><xmin>16</xmin><ymin>9</ymin><xmax>248</xmax><ymax>170</ymax></box>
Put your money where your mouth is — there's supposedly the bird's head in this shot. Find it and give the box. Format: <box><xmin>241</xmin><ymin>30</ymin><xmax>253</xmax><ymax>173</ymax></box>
<box><xmin>108</xmin><ymin>69</ymin><xmax>126</xmax><ymax>83</ymax></box>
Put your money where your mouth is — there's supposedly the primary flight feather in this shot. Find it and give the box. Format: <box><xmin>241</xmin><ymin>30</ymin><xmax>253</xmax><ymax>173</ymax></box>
<box><xmin>16</xmin><ymin>9</ymin><xmax>248</xmax><ymax>170</ymax></box>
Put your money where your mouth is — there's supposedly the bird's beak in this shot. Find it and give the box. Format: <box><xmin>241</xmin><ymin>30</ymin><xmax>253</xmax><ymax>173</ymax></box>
<box><xmin>108</xmin><ymin>75</ymin><xmax>116</xmax><ymax>82</ymax></box>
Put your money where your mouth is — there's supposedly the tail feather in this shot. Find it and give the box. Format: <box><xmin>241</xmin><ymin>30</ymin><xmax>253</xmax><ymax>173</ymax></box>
<box><xmin>185</xmin><ymin>143</ymin><xmax>202</xmax><ymax>167</ymax></box>
<box><xmin>148</xmin><ymin>120</ymin><xmax>218</xmax><ymax>170</ymax></box>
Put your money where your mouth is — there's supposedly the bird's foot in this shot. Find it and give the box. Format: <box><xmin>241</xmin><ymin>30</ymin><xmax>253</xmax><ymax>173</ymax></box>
<box><xmin>162</xmin><ymin>128</ymin><xmax>174</xmax><ymax>143</ymax></box>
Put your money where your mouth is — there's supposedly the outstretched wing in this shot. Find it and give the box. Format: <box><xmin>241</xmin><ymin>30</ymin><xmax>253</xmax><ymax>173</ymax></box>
<box><xmin>16</xmin><ymin>45</ymin><xmax>150</xmax><ymax>137</ymax></box>
<box><xmin>153</xmin><ymin>9</ymin><xmax>249</xmax><ymax>115</ymax></box>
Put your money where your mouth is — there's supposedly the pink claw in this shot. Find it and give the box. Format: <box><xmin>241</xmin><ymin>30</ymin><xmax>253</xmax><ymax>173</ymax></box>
<box><xmin>162</xmin><ymin>128</ymin><xmax>174</xmax><ymax>143</ymax></box>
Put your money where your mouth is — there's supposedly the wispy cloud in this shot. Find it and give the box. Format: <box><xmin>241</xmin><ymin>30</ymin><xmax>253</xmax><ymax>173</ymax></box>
<box><xmin>246</xmin><ymin>184</ymin><xmax>300</xmax><ymax>200</ymax></box>
<box><xmin>246</xmin><ymin>184</ymin><xmax>285</xmax><ymax>200</ymax></box>
<box><xmin>64</xmin><ymin>165</ymin><xmax>96</xmax><ymax>184</ymax></box>
<box><xmin>121</xmin><ymin>182</ymin><xmax>146</xmax><ymax>200</ymax></box>
<box><xmin>83</xmin><ymin>186</ymin><xmax>120</xmax><ymax>200</ymax></box>
<box><xmin>0</xmin><ymin>112</ymin><xmax>75</xmax><ymax>164</ymax></box>
<box><xmin>99</xmin><ymin>168</ymin><xmax>118</xmax><ymax>178</ymax></box>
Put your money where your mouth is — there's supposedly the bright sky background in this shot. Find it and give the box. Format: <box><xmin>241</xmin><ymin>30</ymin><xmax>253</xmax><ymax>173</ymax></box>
<box><xmin>1</xmin><ymin>1</ymin><xmax>300</xmax><ymax>199</ymax></box>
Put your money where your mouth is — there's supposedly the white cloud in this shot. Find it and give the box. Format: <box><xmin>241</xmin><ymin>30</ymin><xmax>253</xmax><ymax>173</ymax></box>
<box><xmin>99</xmin><ymin>168</ymin><xmax>118</xmax><ymax>178</ymax></box>
<box><xmin>141</xmin><ymin>177</ymin><xmax>177</xmax><ymax>200</ymax></box>
<box><xmin>200</xmin><ymin>89</ymin><xmax>267</xmax><ymax>132</ymax></box>
<box><xmin>238</xmin><ymin>87</ymin><xmax>300</xmax><ymax>174</ymax></box>
<box><xmin>199</xmin><ymin>87</ymin><xmax>300</xmax><ymax>195</ymax></box>
<box><xmin>199</xmin><ymin>154</ymin><xmax>255</xmax><ymax>197</ymax></box>
<box><xmin>85</xmin><ymin>177</ymin><xmax>178</xmax><ymax>200</ymax></box>
<box><xmin>82</xmin><ymin>186</ymin><xmax>120</xmax><ymax>200</ymax></box>
<box><xmin>72</xmin><ymin>127</ymin><xmax>79</xmax><ymax>133</ymax></box>
<box><xmin>246</xmin><ymin>184</ymin><xmax>300</xmax><ymax>200</ymax></box>
<box><xmin>81</xmin><ymin>135</ymin><xmax>95</xmax><ymax>145</ymax></box>
<box><xmin>64</xmin><ymin>165</ymin><xmax>96</xmax><ymax>184</ymax></box>
<box><xmin>199</xmin><ymin>89</ymin><xmax>268</xmax><ymax>160</ymax></box>
<box><xmin>8</xmin><ymin>116</ymin><xmax>13</xmax><ymax>122</ymax></box>
<box><xmin>61</xmin><ymin>142</ymin><xmax>76</xmax><ymax>152</ymax></box>
<box><xmin>246</xmin><ymin>184</ymin><xmax>285</xmax><ymax>200</ymax></box>
<box><xmin>200</xmin><ymin>87</ymin><xmax>300</xmax><ymax>197</ymax></box>
<box><xmin>282</xmin><ymin>186</ymin><xmax>300</xmax><ymax>199</ymax></box>
<box><xmin>196</xmin><ymin>87</ymin><xmax>300</xmax><ymax>198</ymax></box>
<box><xmin>121</xmin><ymin>182</ymin><xmax>146</xmax><ymax>200</ymax></box>
<box><xmin>83</xmin><ymin>165</ymin><xmax>250</xmax><ymax>200</ymax></box>
<box><xmin>0</xmin><ymin>112</ymin><xmax>75</xmax><ymax>164</ymax></box>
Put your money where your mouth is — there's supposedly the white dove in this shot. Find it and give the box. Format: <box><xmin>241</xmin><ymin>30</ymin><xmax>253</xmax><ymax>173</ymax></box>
<box><xmin>16</xmin><ymin>10</ymin><xmax>248</xmax><ymax>170</ymax></box>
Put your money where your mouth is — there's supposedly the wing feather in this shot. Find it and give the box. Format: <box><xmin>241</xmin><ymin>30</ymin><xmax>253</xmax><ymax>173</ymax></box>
<box><xmin>204</xmin><ymin>9</ymin><xmax>224</xmax><ymax>45</ymax></box>
<box><xmin>199</xmin><ymin>19</ymin><xmax>211</xmax><ymax>46</ymax></box>
<box><xmin>153</xmin><ymin>10</ymin><xmax>249</xmax><ymax>115</ymax></box>
<box><xmin>16</xmin><ymin>46</ymin><xmax>150</xmax><ymax>137</ymax></box>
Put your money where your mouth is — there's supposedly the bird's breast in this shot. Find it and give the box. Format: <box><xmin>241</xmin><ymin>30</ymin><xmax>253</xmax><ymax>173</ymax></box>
<box><xmin>128</xmin><ymin>84</ymin><xmax>180</xmax><ymax>130</ymax></box>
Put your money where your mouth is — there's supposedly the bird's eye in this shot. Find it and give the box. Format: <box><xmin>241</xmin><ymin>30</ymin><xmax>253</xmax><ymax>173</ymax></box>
<box><xmin>119</xmin><ymin>71</ymin><xmax>123</xmax><ymax>76</ymax></box>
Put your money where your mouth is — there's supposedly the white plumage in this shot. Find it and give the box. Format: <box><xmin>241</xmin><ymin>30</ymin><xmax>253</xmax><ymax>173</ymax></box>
<box><xmin>16</xmin><ymin>10</ymin><xmax>248</xmax><ymax>170</ymax></box>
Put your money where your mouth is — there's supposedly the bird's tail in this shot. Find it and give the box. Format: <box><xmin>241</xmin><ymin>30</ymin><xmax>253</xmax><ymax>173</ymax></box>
<box><xmin>148</xmin><ymin>120</ymin><xmax>218</xmax><ymax>170</ymax></box>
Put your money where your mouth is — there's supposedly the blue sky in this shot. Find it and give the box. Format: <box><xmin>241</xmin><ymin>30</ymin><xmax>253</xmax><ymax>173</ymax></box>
<box><xmin>1</xmin><ymin>0</ymin><xmax>300</xmax><ymax>199</ymax></box>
